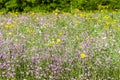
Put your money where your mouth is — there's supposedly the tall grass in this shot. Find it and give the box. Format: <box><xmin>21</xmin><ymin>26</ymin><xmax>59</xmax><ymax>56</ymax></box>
<box><xmin>0</xmin><ymin>10</ymin><xmax>120</xmax><ymax>80</ymax></box>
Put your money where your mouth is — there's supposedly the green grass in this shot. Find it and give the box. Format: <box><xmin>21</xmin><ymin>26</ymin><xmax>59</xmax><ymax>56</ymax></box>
<box><xmin>0</xmin><ymin>10</ymin><xmax>120</xmax><ymax>80</ymax></box>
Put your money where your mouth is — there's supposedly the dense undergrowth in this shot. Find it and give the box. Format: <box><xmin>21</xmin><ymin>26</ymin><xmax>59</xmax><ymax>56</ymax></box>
<box><xmin>0</xmin><ymin>0</ymin><xmax>120</xmax><ymax>12</ymax></box>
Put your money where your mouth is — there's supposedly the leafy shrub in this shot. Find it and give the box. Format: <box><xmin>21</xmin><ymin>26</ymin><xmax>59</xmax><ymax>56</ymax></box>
<box><xmin>0</xmin><ymin>0</ymin><xmax>120</xmax><ymax>12</ymax></box>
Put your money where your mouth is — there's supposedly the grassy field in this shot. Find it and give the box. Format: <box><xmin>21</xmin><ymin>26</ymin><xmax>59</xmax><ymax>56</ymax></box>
<box><xmin>0</xmin><ymin>10</ymin><xmax>120</xmax><ymax>80</ymax></box>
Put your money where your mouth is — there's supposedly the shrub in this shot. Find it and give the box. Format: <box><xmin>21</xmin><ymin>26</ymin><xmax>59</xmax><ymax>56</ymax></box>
<box><xmin>0</xmin><ymin>0</ymin><xmax>120</xmax><ymax>13</ymax></box>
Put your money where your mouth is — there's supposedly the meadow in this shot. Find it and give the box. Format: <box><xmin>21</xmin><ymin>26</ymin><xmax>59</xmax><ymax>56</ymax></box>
<box><xmin>0</xmin><ymin>10</ymin><xmax>120</xmax><ymax>80</ymax></box>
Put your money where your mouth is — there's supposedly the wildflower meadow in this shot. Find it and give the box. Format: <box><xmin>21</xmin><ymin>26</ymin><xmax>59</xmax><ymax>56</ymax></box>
<box><xmin>0</xmin><ymin>10</ymin><xmax>120</xmax><ymax>80</ymax></box>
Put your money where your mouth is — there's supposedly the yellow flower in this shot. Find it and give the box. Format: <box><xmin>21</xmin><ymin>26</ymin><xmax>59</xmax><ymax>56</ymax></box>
<box><xmin>98</xmin><ymin>20</ymin><xmax>102</xmax><ymax>23</ymax></box>
<box><xmin>112</xmin><ymin>11</ymin><xmax>116</xmax><ymax>14</ymax></box>
<box><xmin>59</xmin><ymin>32</ymin><xmax>63</xmax><ymax>35</ymax></box>
<box><xmin>80</xmin><ymin>14</ymin><xmax>85</xmax><ymax>17</ymax></box>
<box><xmin>30</xmin><ymin>11</ymin><xmax>35</xmax><ymax>16</ymax></box>
<box><xmin>74</xmin><ymin>8</ymin><xmax>80</xmax><ymax>13</ymax></box>
<box><xmin>103</xmin><ymin>16</ymin><xmax>110</xmax><ymax>20</ymax></box>
<box><xmin>76</xmin><ymin>36</ymin><xmax>80</xmax><ymax>40</ymax></box>
<box><xmin>115</xmin><ymin>27</ymin><xmax>120</xmax><ymax>31</ymax></box>
<box><xmin>28</xmin><ymin>29</ymin><xmax>35</xmax><ymax>34</ymax></box>
<box><xmin>63</xmin><ymin>26</ymin><xmax>67</xmax><ymax>29</ymax></box>
<box><xmin>80</xmin><ymin>53</ymin><xmax>86</xmax><ymax>58</ymax></box>
<box><xmin>106</xmin><ymin>22</ymin><xmax>111</xmax><ymax>25</ymax></box>
<box><xmin>5</xmin><ymin>24</ymin><xmax>13</xmax><ymax>29</ymax></box>
<box><xmin>54</xmin><ymin>9</ymin><xmax>59</xmax><ymax>16</ymax></box>
<box><xmin>48</xmin><ymin>43</ymin><xmax>53</xmax><ymax>46</ymax></box>
<box><xmin>52</xmin><ymin>38</ymin><xmax>55</xmax><ymax>41</ymax></box>
<box><xmin>56</xmin><ymin>38</ymin><xmax>61</xmax><ymax>44</ymax></box>
<box><xmin>112</xmin><ymin>20</ymin><xmax>117</xmax><ymax>24</ymax></box>
<box><xmin>79</xmin><ymin>45</ymin><xmax>82</xmax><ymax>49</ymax></box>
<box><xmin>103</xmin><ymin>26</ymin><xmax>109</xmax><ymax>30</ymax></box>
<box><xmin>55</xmin><ymin>12</ymin><xmax>58</xmax><ymax>16</ymax></box>
<box><xmin>8</xmin><ymin>32</ymin><xmax>12</xmax><ymax>35</ymax></box>
<box><xmin>0</xmin><ymin>12</ymin><xmax>3</xmax><ymax>15</ymax></box>
<box><xmin>86</xmin><ymin>37</ymin><xmax>89</xmax><ymax>41</ymax></box>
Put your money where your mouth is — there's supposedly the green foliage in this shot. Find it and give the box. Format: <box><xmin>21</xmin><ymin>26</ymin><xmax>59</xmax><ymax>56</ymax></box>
<box><xmin>109</xmin><ymin>0</ymin><xmax>120</xmax><ymax>9</ymax></box>
<box><xmin>5</xmin><ymin>0</ymin><xmax>18</xmax><ymax>11</ymax></box>
<box><xmin>0</xmin><ymin>0</ymin><xmax>120</xmax><ymax>12</ymax></box>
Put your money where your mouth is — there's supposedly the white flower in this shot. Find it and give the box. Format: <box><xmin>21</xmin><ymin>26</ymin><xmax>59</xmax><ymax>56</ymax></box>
<box><xmin>118</xmin><ymin>50</ymin><xmax>120</xmax><ymax>53</ymax></box>
<box><xmin>102</xmin><ymin>37</ymin><xmax>106</xmax><ymax>39</ymax></box>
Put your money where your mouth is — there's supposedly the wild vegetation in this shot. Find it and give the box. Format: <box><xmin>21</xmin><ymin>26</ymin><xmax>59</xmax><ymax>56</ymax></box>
<box><xmin>0</xmin><ymin>10</ymin><xmax>120</xmax><ymax>80</ymax></box>
<box><xmin>0</xmin><ymin>0</ymin><xmax>120</xmax><ymax>12</ymax></box>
